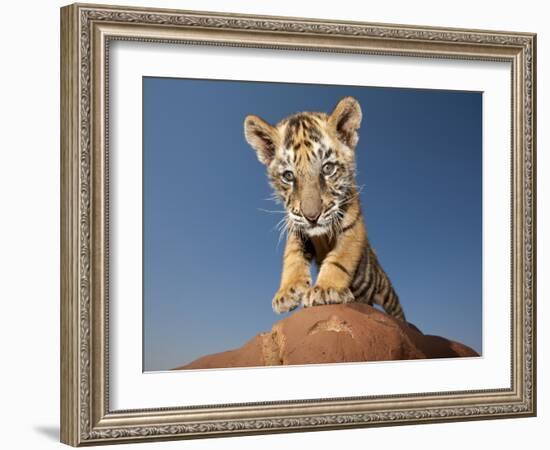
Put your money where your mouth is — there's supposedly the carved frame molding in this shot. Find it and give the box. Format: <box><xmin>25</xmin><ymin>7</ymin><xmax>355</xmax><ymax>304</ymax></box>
<box><xmin>61</xmin><ymin>3</ymin><xmax>536</xmax><ymax>446</ymax></box>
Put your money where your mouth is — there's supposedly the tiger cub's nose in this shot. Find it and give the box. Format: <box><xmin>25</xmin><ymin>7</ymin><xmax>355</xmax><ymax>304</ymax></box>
<box><xmin>302</xmin><ymin>209</ymin><xmax>321</xmax><ymax>225</ymax></box>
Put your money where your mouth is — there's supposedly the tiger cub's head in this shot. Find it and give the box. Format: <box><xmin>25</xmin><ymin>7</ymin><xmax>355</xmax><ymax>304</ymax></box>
<box><xmin>244</xmin><ymin>97</ymin><xmax>362</xmax><ymax>237</ymax></box>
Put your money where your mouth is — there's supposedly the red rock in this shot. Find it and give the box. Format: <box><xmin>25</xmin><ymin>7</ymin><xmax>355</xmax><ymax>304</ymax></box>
<box><xmin>173</xmin><ymin>304</ymin><xmax>478</xmax><ymax>370</ymax></box>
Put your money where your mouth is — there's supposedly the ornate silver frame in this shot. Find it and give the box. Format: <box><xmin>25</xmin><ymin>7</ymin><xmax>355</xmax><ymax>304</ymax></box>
<box><xmin>60</xmin><ymin>3</ymin><xmax>536</xmax><ymax>446</ymax></box>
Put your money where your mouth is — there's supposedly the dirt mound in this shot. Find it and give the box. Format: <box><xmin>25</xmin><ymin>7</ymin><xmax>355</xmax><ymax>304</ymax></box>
<box><xmin>174</xmin><ymin>304</ymin><xmax>478</xmax><ymax>370</ymax></box>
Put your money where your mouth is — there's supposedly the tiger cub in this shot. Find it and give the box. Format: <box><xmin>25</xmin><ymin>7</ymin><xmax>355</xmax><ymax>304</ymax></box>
<box><xmin>244</xmin><ymin>97</ymin><xmax>405</xmax><ymax>321</ymax></box>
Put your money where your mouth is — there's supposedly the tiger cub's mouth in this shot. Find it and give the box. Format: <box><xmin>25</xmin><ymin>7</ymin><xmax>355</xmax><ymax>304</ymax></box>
<box><xmin>288</xmin><ymin>207</ymin><xmax>341</xmax><ymax>237</ymax></box>
<box><xmin>304</xmin><ymin>224</ymin><xmax>330</xmax><ymax>237</ymax></box>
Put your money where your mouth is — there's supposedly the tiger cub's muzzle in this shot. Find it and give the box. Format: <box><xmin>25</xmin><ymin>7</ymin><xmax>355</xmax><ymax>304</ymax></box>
<box><xmin>299</xmin><ymin>180</ymin><xmax>323</xmax><ymax>225</ymax></box>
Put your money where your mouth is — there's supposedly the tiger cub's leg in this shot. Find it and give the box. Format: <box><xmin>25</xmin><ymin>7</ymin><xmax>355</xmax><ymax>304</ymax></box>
<box><xmin>272</xmin><ymin>233</ymin><xmax>312</xmax><ymax>314</ymax></box>
<box><xmin>304</xmin><ymin>215</ymin><xmax>365</xmax><ymax>308</ymax></box>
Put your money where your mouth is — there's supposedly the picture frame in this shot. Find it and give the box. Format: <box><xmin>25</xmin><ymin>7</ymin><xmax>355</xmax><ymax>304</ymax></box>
<box><xmin>60</xmin><ymin>2</ymin><xmax>536</xmax><ymax>446</ymax></box>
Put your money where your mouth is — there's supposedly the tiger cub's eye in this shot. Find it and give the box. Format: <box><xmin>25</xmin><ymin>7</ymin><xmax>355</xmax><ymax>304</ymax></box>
<box><xmin>282</xmin><ymin>170</ymin><xmax>295</xmax><ymax>183</ymax></box>
<box><xmin>322</xmin><ymin>162</ymin><xmax>336</xmax><ymax>176</ymax></box>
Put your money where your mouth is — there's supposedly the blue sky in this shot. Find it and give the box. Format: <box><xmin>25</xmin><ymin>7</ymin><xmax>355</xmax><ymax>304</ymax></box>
<box><xmin>143</xmin><ymin>77</ymin><xmax>482</xmax><ymax>371</ymax></box>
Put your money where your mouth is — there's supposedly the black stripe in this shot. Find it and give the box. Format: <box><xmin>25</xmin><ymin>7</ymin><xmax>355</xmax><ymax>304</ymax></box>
<box><xmin>384</xmin><ymin>292</ymin><xmax>395</xmax><ymax>310</ymax></box>
<box><xmin>319</xmin><ymin>172</ymin><xmax>326</xmax><ymax>190</ymax></box>
<box><xmin>353</xmin><ymin>249</ymin><xmax>369</xmax><ymax>278</ymax></box>
<box><xmin>375</xmin><ymin>268</ymin><xmax>384</xmax><ymax>292</ymax></box>
<box><xmin>380</xmin><ymin>280</ymin><xmax>391</xmax><ymax>298</ymax></box>
<box><xmin>351</xmin><ymin>272</ymin><xmax>365</xmax><ymax>290</ymax></box>
<box><xmin>365</xmin><ymin>272</ymin><xmax>377</xmax><ymax>301</ymax></box>
<box><xmin>308</xmin><ymin>127</ymin><xmax>322</xmax><ymax>142</ymax></box>
<box><xmin>364</xmin><ymin>248</ymin><xmax>373</xmax><ymax>276</ymax></box>
<box><xmin>353</xmin><ymin>278</ymin><xmax>371</xmax><ymax>299</ymax></box>
<box><xmin>329</xmin><ymin>261</ymin><xmax>351</xmax><ymax>277</ymax></box>
<box><xmin>342</xmin><ymin>213</ymin><xmax>359</xmax><ymax>233</ymax></box>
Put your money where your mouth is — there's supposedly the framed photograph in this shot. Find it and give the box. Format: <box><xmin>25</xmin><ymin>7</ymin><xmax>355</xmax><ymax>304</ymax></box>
<box><xmin>60</xmin><ymin>3</ymin><xmax>537</xmax><ymax>446</ymax></box>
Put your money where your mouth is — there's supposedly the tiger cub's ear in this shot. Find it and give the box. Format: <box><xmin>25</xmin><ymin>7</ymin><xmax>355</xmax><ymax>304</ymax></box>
<box><xmin>328</xmin><ymin>97</ymin><xmax>363</xmax><ymax>149</ymax></box>
<box><xmin>244</xmin><ymin>115</ymin><xmax>279</xmax><ymax>166</ymax></box>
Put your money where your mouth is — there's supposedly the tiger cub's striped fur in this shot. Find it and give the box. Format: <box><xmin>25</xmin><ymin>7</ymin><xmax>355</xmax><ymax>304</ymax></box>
<box><xmin>244</xmin><ymin>97</ymin><xmax>405</xmax><ymax>321</ymax></box>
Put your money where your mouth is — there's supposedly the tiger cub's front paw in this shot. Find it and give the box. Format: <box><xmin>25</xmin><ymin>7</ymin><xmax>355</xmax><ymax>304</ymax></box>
<box><xmin>303</xmin><ymin>286</ymin><xmax>355</xmax><ymax>308</ymax></box>
<box><xmin>272</xmin><ymin>280</ymin><xmax>311</xmax><ymax>314</ymax></box>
